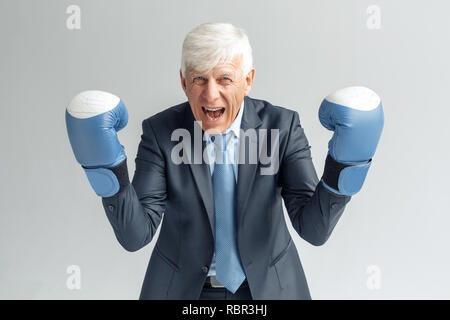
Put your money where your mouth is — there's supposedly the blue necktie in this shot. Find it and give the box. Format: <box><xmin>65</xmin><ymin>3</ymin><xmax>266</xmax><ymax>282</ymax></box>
<box><xmin>212</xmin><ymin>132</ymin><xmax>246</xmax><ymax>293</ymax></box>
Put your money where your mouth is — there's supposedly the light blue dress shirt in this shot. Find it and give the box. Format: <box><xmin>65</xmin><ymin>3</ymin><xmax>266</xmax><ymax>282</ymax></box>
<box><xmin>205</xmin><ymin>100</ymin><xmax>244</xmax><ymax>277</ymax></box>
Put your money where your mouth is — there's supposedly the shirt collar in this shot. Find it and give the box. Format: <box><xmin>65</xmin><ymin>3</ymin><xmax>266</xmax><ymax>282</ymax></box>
<box><xmin>226</xmin><ymin>99</ymin><xmax>244</xmax><ymax>139</ymax></box>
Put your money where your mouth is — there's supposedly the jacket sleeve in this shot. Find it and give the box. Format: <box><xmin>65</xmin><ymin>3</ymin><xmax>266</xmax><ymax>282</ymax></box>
<box><xmin>101</xmin><ymin>119</ymin><xmax>167</xmax><ymax>252</ymax></box>
<box><xmin>280</xmin><ymin>111</ymin><xmax>351</xmax><ymax>246</ymax></box>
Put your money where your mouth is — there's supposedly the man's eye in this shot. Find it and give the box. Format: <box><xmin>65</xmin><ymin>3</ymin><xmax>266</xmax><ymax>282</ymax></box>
<box><xmin>193</xmin><ymin>76</ymin><xmax>206</xmax><ymax>84</ymax></box>
<box><xmin>221</xmin><ymin>77</ymin><xmax>232</xmax><ymax>83</ymax></box>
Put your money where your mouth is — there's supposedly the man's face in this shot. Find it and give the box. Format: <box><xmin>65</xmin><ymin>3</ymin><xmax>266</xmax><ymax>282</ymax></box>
<box><xmin>180</xmin><ymin>55</ymin><xmax>255</xmax><ymax>133</ymax></box>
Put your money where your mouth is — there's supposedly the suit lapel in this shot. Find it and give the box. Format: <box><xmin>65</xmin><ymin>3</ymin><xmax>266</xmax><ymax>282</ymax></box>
<box><xmin>236</xmin><ymin>96</ymin><xmax>263</xmax><ymax>230</ymax></box>
<box><xmin>182</xmin><ymin>104</ymin><xmax>215</xmax><ymax>240</ymax></box>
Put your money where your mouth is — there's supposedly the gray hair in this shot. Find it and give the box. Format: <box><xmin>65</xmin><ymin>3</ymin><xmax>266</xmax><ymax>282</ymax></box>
<box><xmin>181</xmin><ymin>22</ymin><xmax>253</xmax><ymax>77</ymax></box>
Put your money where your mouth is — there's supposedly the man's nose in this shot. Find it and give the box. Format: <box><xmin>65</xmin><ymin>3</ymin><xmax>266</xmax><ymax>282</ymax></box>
<box><xmin>202</xmin><ymin>80</ymin><xmax>220</xmax><ymax>103</ymax></box>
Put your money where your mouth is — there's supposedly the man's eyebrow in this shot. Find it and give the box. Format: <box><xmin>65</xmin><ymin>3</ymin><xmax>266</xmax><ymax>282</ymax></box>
<box><xmin>216</xmin><ymin>72</ymin><xmax>234</xmax><ymax>77</ymax></box>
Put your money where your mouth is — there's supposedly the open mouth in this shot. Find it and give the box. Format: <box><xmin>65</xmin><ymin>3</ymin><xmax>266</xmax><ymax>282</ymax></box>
<box><xmin>202</xmin><ymin>107</ymin><xmax>225</xmax><ymax>121</ymax></box>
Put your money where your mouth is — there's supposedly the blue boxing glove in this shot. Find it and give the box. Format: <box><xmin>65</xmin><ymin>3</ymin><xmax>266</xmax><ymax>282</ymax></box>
<box><xmin>319</xmin><ymin>86</ymin><xmax>384</xmax><ymax>196</ymax></box>
<box><xmin>65</xmin><ymin>90</ymin><xmax>129</xmax><ymax>197</ymax></box>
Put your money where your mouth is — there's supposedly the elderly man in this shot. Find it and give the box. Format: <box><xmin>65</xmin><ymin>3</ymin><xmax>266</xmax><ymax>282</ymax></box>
<box><xmin>65</xmin><ymin>22</ymin><xmax>384</xmax><ymax>300</ymax></box>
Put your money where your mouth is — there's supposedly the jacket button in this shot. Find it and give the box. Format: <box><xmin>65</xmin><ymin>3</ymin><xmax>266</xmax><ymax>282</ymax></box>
<box><xmin>108</xmin><ymin>205</ymin><xmax>114</xmax><ymax>212</ymax></box>
<box><xmin>201</xmin><ymin>266</ymin><xmax>209</xmax><ymax>273</ymax></box>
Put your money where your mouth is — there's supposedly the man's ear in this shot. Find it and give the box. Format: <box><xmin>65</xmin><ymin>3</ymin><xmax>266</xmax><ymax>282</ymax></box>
<box><xmin>180</xmin><ymin>69</ymin><xmax>187</xmax><ymax>93</ymax></box>
<box><xmin>244</xmin><ymin>68</ymin><xmax>255</xmax><ymax>96</ymax></box>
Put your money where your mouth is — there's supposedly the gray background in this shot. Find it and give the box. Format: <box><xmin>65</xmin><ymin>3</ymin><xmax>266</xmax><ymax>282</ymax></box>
<box><xmin>1</xmin><ymin>0</ymin><xmax>448</xmax><ymax>299</ymax></box>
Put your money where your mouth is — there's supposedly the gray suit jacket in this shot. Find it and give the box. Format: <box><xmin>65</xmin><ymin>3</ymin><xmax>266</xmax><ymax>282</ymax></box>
<box><xmin>102</xmin><ymin>96</ymin><xmax>351</xmax><ymax>300</ymax></box>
